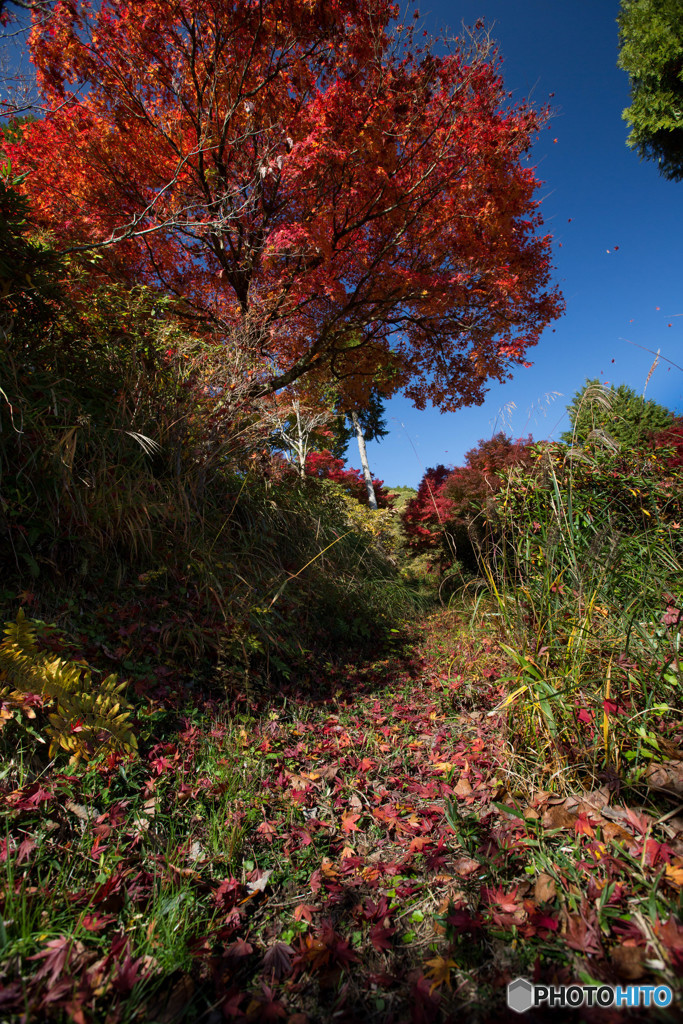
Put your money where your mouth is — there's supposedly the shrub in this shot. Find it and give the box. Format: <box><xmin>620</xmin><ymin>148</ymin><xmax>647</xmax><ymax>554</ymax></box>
<box><xmin>402</xmin><ymin>434</ymin><xmax>533</xmax><ymax>571</ymax></box>
<box><xmin>304</xmin><ymin>449</ymin><xmax>394</xmax><ymax>508</ymax></box>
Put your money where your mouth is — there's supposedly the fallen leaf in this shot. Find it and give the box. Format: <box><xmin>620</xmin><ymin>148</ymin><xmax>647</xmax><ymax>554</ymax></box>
<box><xmin>424</xmin><ymin>954</ymin><xmax>457</xmax><ymax>993</ymax></box>
<box><xmin>246</xmin><ymin>869</ymin><xmax>272</xmax><ymax>894</ymax></box>
<box><xmin>453</xmin><ymin>856</ymin><xmax>480</xmax><ymax>878</ymax></box>
<box><xmin>664</xmin><ymin>863</ymin><xmax>683</xmax><ymax>888</ymax></box>
<box><xmin>262</xmin><ymin>941</ymin><xmax>294</xmax><ymax>979</ymax></box>
<box><xmin>534</xmin><ymin>872</ymin><xmax>556</xmax><ymax>903</ymax></box>
<box><xmin>542</xmin><ymin>803</ymin><xmax>577</xmax><ymax>831</ymax></box>
<box><xmin>370</xmin><ymin>923</ymin><xmax>395</xmax><ymax>952</ymax></box>
<box><xmin>645</xmin><ymin>760</ymin><xmax>683</xmax><ymax>796</ymax></box>
<box><xmin>293</xmin><ymin>903</ymin><xmax>317</xmax><ymax>922</ymax></box>
<box><xmin>610</xmin><ymin>944</ymin><xmax>647</xmax><ymax>981</ymax></box>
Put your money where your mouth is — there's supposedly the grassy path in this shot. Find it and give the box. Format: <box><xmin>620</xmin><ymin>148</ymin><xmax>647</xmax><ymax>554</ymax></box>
<box><xmin>1</xmin><ymin>609</ymin><xmax>681</xmax><ymax>1023</ymax></box>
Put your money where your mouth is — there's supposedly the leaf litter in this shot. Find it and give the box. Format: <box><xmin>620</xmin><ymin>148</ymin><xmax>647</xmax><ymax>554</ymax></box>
<box><xmin>0</xmin><ymin>609</ymin><xmax>681</xmax><ymax>1022</ymax></box>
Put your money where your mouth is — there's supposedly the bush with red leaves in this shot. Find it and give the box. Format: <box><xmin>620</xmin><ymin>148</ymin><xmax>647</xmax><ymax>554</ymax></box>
<box><xmin>650</xmin><ymin>417</ymin><xmax>683</xmax><ymax>470</ymax></box>
<box><xmin>402</xmin><ymin>434</ymin><xmax>534</xmax><ymax>570</ymax></box>
<box><xmin>304</xmin><ymin>450</ymin><xmax>393</xmax><ymax>508</ymax></box>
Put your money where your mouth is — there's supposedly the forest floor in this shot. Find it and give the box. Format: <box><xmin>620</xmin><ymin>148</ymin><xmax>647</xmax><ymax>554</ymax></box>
<box><xmin>1</xmin><ymin>606</ymin><xmax>682</xmax><ymax>1023</ymax></box>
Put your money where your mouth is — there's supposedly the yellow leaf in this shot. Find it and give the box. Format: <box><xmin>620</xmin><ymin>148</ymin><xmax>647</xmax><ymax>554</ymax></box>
<box><xmin>665</xmin><ymin>863</ymin><xmax>683</xmax><ymax>888</ymax></box>
<box><xmin>424</xmin><ymin>955</ymin><xmax>457</xmax><ymax>994</ymax></box>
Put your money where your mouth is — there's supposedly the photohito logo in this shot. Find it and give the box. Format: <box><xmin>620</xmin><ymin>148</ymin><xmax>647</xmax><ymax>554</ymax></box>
<box><xmin>507</xmin><ymin>978</ymin><xmax>674</xmax><ymax>1013</ymax></box>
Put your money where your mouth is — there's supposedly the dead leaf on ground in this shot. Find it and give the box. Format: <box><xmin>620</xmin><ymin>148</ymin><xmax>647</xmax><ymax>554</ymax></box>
<box><xmin>602</xmin><ymin>822</ymin><xmax>639</xmax><ymax>852</ymax></box>
<box><xmin>542</xmin><ymin>803</ymin><xmax>578</xmax><ymax>831</ymax></box>
<box><xmin>610</xmin><ymin>944</ymin><xmax>647</xmax><ymax>981</ymax></box>
<box><xmin>581</xmin><ymin>786</ymin><xmax>611</xmax><ymax>811</ymax></box>
<box><xmin>645</xmin><ymin>760</ymin><xmax>683</xmax><ymax>797</ymax></box>
<box><xmin>453</xmin><ymin>856</ymin><xmax>481</xmax><ymax>878</ymax></box>
<box><xmin>246</xmin><ymin>869</ymin><xmax>273</xmax><ymax>894</ymax></box>
<box><xmin>562</xmin><ymin>906</ymin><xmax>603</xmax><ymax>956</ymax></box>
<box><xmin>453</xmin><ymin>778</ymin><xmax>472</xmax><ymax>797</ymax></box>
<box><xmin>534</xmin><ymin>872</ymin><xmax>556</xmax><ymax>903</ymax></box>
<box><xmin>424</xmin><ymin>954</ymin><xmax>457</xmax><ymax>993</ymax></box>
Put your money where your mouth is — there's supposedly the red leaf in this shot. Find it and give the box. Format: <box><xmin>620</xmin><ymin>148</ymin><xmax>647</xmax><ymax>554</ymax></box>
<box><xmin>369</xmin><ymin>924</ymin><xmax>395</xmax><ymax>951</ymax></box>
<box><xmin>293</xmin><ymin>903</ymin><xmax>317</xmax><ymax>923</ymax></box>
<box><xmin>341</xmin><ymin>811</ymin><xmax>361</xmax><ymax>833</ymax></box>
<box><xmin>262</xmin><ymin>942</ymin><xmax>295</xmax><ymax>979</ymax></box>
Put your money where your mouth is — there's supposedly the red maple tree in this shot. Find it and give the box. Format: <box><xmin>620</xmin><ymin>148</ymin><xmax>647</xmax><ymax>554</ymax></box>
<box><xmin>9</xmin><ymin>0</ymin><xmax>563</xmax><ymax>410</ymax></box>
<box><xmin>402</xmin><ymin>434</ymin><xmax>533</xmax><ymax>563</ymax></box>
<box><xmin>304</xmin><ymin>450</ymin><xmax>393</xmax><ymax>508</ymax></box>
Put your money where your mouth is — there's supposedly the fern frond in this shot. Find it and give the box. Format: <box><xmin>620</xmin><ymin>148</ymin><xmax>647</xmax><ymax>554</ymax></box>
<box><xmin>0</xmin><ymin>609</ymin><xmax>137</xmax><ymax>762</ymax></box>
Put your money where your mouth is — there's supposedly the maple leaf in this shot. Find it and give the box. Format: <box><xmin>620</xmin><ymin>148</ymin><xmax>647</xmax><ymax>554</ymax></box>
<box><xmin>341</xmin><ymin>811</ymin><xmax>361</xmax><ymax>833</ymax></box>
<box><xmin>256</xmin><ymin>818</ymin><xmax>278</xmax><ymax>842</ymax></box>
<box><xmin>225</xmin><ymin>937</ymin><xmax>254</xmax><ymax>960</ymax></box>
<box><xmin>563</xmin><ymin>904</ymin><xmax>603</xmax><ymax>956</ymax></box>
<box><xmin>424</xmin><ymin>955</ymin><xmax>457</xmax><ymax>994</ymax></box>
<box><xmin>29</xmin><ymin>936</ymin><xmax>86</xmax><ymax>987</ymax></box>
<box><xmin>112</xmin><ymin>951</ymin><xmax>145</xmax><ymax>995</ymax></box>
<box><xmin>445</xmin><ymin>907</ymin><xmax>482</xmax><ymax>937</ymax></box>
<box><xmin>18</xmin><ymin>785</ymin><xmax>54</xmax><ymax>809</ymax></box>
<box><xmin>293</xmin><ymin>903</ymin><xmax>317</xmax><ymax>923</ymax></box>
<box><xmin>246</xmin><ymin>984</ymin><xmax>287</xmax><ymax>1022</ymax></box>
<box><xmin>79</xmin><ymin>912</ymin><xmax>115</xmax><ymax>934</ymax></box>
<box><xmin>655</xmin><ymin>916</ymin><xmax>683</xmax><ymax>955</ymax></box>
<box><xmin>665</xmin><ymin>863</ymin><xmax>683</xmax><ymax>889</ymax></box>
<box><xmin>369</xmin><ymin>923</ymin><xmax>395</xmax><ymax>952</ymax></box>
<box><xmin>245</xmin><ymin>869</ymin><xmax>273</xmax><ymax>895</ymax></box>
<box><xmin>262</xmin><ymin>942</ymin><xmax>295</xmax><ymax>979</ymax></box>
<box><xmin>622</xmin><ymin>806</ymin><xmax>651</xmax><ymax>835</ymax></box>
<box><xmin>214</xmin><ymin>877</ymin><xmax>241</xmax><ymax>909</ymax></box>
<box><xmin>574</xmin><ymin>813</ymin><xmax>595</xmax><ymax>838</ymax></box>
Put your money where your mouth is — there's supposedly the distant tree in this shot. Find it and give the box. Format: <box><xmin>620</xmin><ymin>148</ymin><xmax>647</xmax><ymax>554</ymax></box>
<box><xmin>618</xmin><ymin>0</ymin><xmax>683</xmax><ymax>181</ymax></box>
<box><xmin>328</xmin><ymin>391</ymin><xmax>389</xmax><ymax>510</ymax></box>
<box><xmin>561</xmin><ymin>379</ymin><xmax>673</xmax><ymax>449</ymax></box>
<box><xmin>273</xmin><ymin>400</ymin><xmax>332</xmax><ymax>480</ymax></box>
<box><xmin>402</xmin><ymin>434</ymin><xmax>534</xmax><ymax>570</ymax></box>
<box><xmin>329</xmin><ymin>392</ymin><xmax>389</xmax><ymax>461</ymax></box>
<box><xmin>401</xmin><ymin>465</ymin><xmax>454</xmax><ymax>554</ymax></box>
<box><xmin>304</xmin><ymin>450</ymin><xmax>392</xmax><ymax>508</ymax></box>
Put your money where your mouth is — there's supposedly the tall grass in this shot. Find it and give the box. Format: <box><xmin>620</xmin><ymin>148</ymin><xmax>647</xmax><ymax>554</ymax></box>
<box><xmin>473</xmin><ymin>429</ymin><xmax>682</xmax><ymax>789</ymax></box>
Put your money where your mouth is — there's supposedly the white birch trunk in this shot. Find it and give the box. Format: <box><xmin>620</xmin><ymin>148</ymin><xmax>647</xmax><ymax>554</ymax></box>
<box><xmin>351</xmin><ymin>411</ymin><xmax>378</xmax><ymax>510</ymax></box>
<box><xmin>294</xmin><ymin>401</ymin><xmax>306</xmax><ymax>479</ymax></box>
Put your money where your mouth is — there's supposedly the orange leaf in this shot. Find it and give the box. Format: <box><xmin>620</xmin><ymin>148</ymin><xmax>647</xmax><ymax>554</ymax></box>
<box><xmin>424</xmin><ymin>955</ymin><xmax>457</xmax><ymax>994</ymax></box>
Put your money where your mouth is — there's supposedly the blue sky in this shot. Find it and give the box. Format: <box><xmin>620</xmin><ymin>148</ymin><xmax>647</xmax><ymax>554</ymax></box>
<box><xmin>362</xmin><ymin>0</ymin><xmax>683</xmax><ymax>489</ymax></box>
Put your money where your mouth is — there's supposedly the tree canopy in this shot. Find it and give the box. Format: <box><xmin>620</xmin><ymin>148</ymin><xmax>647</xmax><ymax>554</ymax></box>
<box><xmin>7</xmin><ymin>0</ymin><xmax>562</xmax><ymax>412</ymax></box>
<box><xmin>618</xmin><ymin>0</ymin><xmax>683</xmax><ymax>181</ymax></box>
<box><xmin>561</xmin><ymin>378</ymin><xmax>673</xmax><ymax>449</ymax></box>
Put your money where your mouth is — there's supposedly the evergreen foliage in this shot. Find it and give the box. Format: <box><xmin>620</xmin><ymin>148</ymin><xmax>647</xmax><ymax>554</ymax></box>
<box><xmin>618</xmin><ymin>0</ymin><xmax>683</xmax><ymax>180</ymax></box>
<box><xmin>560</xmin><ymin>378</ymin><xmax>673</xmax><ymax>449</ymax></box>
<box><xmin>329</xmin><ymin>392</ymin><xmax>389</xmax><ymax>460</ymax></box>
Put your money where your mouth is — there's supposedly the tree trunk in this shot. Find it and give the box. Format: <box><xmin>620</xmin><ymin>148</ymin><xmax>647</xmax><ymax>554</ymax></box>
<box><xmin>295</xmin><ymin>401</ymin><xmax>306</xmax><ymax>480</ymax></box>
<box><xmin>351</xmin><ymin>411</ymin><xmax>378</xmax><ymax>510</ymax></box>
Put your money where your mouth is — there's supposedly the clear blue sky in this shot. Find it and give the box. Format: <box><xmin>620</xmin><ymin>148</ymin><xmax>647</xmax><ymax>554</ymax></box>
<box><xmin>362</xmin><ymin>0</ymin><xmax>683</xmax><ymax>489</ymax></box>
